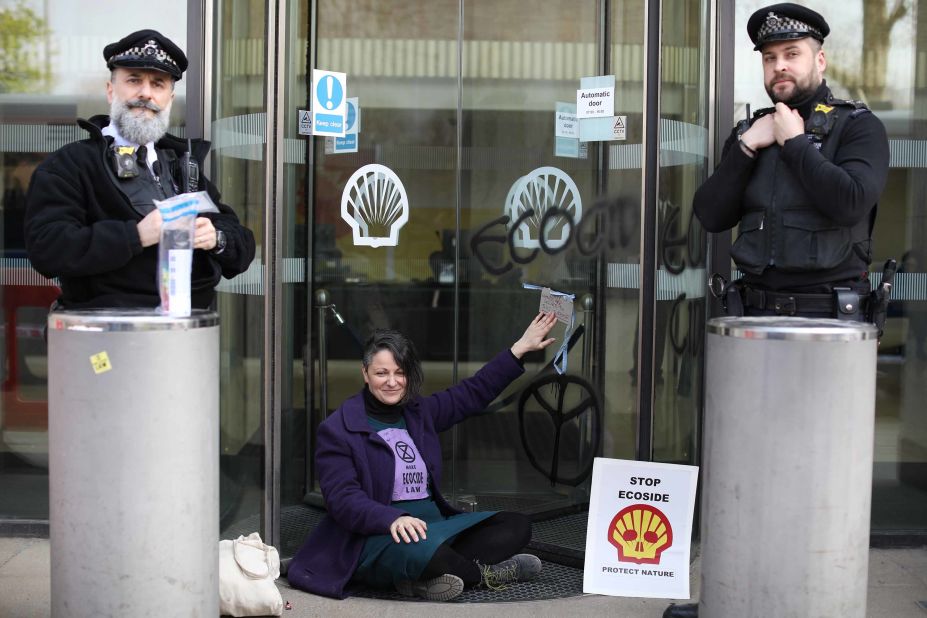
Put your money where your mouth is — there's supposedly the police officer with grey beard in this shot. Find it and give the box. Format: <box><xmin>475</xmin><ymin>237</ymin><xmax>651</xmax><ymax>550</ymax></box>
<box><xmin>665</xmin><ymin>5</ymin><xmax>890</xmax><ymax>617</ymax></box>
<box><xmin>24</xmin><ymin>30</ymin><xmax>255</xmax><ymax>309</ymax></box>
<box><xmin>694</xmin><ymin>3</ymin><xmax>889</xmax><ymax>324</ymax></box>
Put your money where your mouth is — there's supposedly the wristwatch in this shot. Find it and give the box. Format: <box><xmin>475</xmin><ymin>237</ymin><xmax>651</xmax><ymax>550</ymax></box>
<box><xmin>211</xmin><ymin>229</ymin><xmax>227</xmax><ymax>255</ymax></box>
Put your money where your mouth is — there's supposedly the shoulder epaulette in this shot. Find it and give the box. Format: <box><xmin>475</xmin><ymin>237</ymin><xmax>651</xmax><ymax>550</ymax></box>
<box><xmin>825</xmin><ymin>96</ymin><xmax>871</xmax><ymax>116</ymax></box>
<box><xmin>828</xmin><ymin>97</ymin><xmax>868</xmax><ymax>109</ymax></box>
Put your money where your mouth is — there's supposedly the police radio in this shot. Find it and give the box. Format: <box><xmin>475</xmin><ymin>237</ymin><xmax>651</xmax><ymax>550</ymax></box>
<box><xmin>180</xmin><ymin>138</ymin><xmax>199</xmax><ymax>193</ymax></box>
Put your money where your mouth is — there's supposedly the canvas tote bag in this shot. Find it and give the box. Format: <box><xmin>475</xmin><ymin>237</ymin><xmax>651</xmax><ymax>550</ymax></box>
<box><xmin>219</xmin><ymin>532</ymin><xmax>284</xmax><ymax>616</ymax></box>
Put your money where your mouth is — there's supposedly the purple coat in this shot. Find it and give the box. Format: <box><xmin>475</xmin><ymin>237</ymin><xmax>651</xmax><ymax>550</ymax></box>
<box><xmin>287</xmin><ymin>349</ymin><xmax>524</xmax><ymax>598</ymax></box>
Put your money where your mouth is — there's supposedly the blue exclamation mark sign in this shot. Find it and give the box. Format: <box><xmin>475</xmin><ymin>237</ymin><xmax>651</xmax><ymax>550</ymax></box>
<box><xmin>314</xmin><ymin>71</ymin><xmax>345</xmax><ymax>135</ymax></box>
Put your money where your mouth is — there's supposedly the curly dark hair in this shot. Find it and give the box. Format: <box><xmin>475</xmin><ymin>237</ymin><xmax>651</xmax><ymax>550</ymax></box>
<box><xmin>362</xmin><ymin>329</ymin><xmax>424</xmax><ymax>403</ymax></box>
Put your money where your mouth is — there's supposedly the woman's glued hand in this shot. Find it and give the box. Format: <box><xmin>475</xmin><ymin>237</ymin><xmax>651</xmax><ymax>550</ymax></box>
<box><xmin>390</xmin><ymin>515</ymin><xmax>428</xmax><ymax>543</ymax></box>
<box><xmin>510</xmin><ymin>312</ymin><xmax>558</xmax><ymax>359</ymax></box>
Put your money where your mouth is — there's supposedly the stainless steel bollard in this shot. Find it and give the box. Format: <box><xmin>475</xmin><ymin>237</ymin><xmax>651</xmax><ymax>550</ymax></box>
<box><xmin>48</xmin><ymin>310</ymin><xmax>219</xmax><ymax>618</ymax></box>
<box><xmin>701</xmin><ymin>317</ymin><xmax>878</xmax><ymax>618</ymax></box>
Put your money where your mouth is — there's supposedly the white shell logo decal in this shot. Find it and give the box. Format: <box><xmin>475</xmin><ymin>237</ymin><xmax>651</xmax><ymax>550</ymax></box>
<box><xmin>341</xmin><ymin>164</ymin><xmax>409</xmax><ymax>247</ymax></box>
<box><xmin>505</xmin><ymin>166</ymin><xmax>582</xmax><ymax>250</ymax></box>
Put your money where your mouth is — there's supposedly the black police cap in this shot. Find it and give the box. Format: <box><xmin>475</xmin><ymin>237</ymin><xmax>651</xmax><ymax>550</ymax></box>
<box><xmin>103</xmin><ymin>29</ymin><xmax>188</xmax><ymax>81</ymax></box>
<box><xmin>747</xmin><ymin>3</ymin><xmax>829</xmax><ymax>51</ymax></box>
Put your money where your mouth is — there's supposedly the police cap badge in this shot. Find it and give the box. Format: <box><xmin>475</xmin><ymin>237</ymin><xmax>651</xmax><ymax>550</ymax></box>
<box><xmin>747</xmin><ymin>3</ymin><xmax>829</xmax><ymax>51</ymax></box>
<box><xmin>103</xmin><ymin>30</ymin><xmax>188</xmax><ymax>81</ymax></box>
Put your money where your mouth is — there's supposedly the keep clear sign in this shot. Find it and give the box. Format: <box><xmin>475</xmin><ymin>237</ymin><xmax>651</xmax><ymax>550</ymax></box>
<box><xmin>312</xmin><ymin>69</ymin><xmax>347</xmax><ymax>137</ymax></box>
<box><xmin>327</xmin><ymin>97</ymin><xmax>360</xmax><ymax>154</ymax></box>
<box><xmin>583</xmin><ymin>458</ymin><xmax>698</xmax><ymax>599</ymax></box>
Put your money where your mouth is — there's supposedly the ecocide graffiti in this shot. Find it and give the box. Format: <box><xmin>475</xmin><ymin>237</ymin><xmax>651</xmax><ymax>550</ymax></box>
<box><xmin>468</xmin><ymin>174</ymin><xmax>706</xmax><ymax>486</ymax></box>
<box><xmin>660</xmin><ymin>200</ymin><xmax>706</xmax><ymax>373</ymax></box>
<box><xmin>470</xmin><ymin>199</ymin><xmax>636</xmax><ymax>276</ymax></box>
<box><xmin>471</xmin><ymin>167</ymin><xmax>634</xmax><ymax>275</ymax></box>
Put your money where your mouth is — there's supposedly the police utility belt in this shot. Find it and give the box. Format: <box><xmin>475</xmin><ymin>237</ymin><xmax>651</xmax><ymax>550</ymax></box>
<box><xmin>740</xmin><ymin>285</ymin><xmax>866</xmax><ymax>319</ymax></box>
<box><xmin>710</xmin><ymin>275</ymin><xmax>866</xmax><ymax>320</ymax></box>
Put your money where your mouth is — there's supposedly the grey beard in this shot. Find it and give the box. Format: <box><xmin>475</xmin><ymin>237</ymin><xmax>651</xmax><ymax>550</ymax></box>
<box><xmin>110</xmin><ymin>97</ymin><xmax>170</xmax><ymax>145</ymax></box>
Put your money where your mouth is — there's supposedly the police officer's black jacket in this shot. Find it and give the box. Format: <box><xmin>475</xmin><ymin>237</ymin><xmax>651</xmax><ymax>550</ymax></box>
<box><xmin>693</xmin><ymin>81</ymin><xmax>890</xmax><ymax>291</ymax></box>
<box><xmin>24</xmin><ymin>115</ymin><xmax>256</xmax><ymax>309</ymax></box>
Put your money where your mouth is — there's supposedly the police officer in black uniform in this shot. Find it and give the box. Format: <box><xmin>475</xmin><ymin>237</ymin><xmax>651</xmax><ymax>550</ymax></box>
<box><xmin>694</xmin><ymin>3</ymin><xmax>890</xmax><ymax>323</ymax></box>
<box><xmin>665</xmin><ymin>6</ymin><xmax>891</xmax><ymax>616</ymax></box>
<box><xmin>24</xmin><ymin>30</ymin><xmax>255</xmax><ymax>309</ymax></box>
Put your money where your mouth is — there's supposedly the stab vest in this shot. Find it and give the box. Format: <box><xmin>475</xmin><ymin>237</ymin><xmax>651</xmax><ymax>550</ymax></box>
<box><xmin>105</xmin><ymin>146</ymin><xmax>179</xmax><ymax>217</ymax></box>
<box><xmin>730</xmin><ymin>96</ymin><xmax>875</xmax><ymax>276</ymax></box>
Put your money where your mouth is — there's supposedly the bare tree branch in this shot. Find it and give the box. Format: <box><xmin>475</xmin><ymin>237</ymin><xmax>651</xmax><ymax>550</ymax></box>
<box><xmin>886</xmin><ymin>0</ymin><xmax>908</xmax><ymax>31</ymax></box>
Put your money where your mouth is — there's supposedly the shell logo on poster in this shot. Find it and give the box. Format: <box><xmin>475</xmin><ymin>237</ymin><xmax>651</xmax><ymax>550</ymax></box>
<box><xmin>583</xmin><ymin>458</ymin><xmax>698</xmax><ymax>599</ymax></box>
<box><xmin>608</xmin><ymin>504</ymin><xmax>673</xmax><ymax>565</ymax></box>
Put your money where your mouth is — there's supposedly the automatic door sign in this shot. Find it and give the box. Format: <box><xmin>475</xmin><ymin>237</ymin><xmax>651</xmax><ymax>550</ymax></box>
<box><xmin>341</xmin><ymin>164</ymin><xmax>409</xmax><ymax>247</ymax></box>
<box><xmin>312</xmin><ymin>69</ymin><xmax>347</xmax><ymax>137</ymax></box>
<box><xmin>578</xmin><ymin>75</ymin><xmax>623</xmax><ymax>142</ymax></box>
<box><xmin>517</xmin><ymin>373</ymin><xmax>601</xmax><ymax>486</ymax></box>
<box><xmin>583</xmin><ymin>458</ymin><xmax>698</xmax><ymax>599</ymax></box>
<box><xmin>555</xmin><ymin>104</ymin><xmax>578</xmax><ymax>138</ymax></box>
<box><xmin>555</xmin><ymin>101</ymin><xmax>587</xmax><ymax>159</ymax></box>
<box><xmin>577</xmin><ymin>85</ymin><xmax>614</xmax><ymax>118</ymax></box>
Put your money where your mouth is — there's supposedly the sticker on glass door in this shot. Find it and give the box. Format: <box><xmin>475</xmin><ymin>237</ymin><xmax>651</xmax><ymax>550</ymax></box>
<box><xmin>505</xmin><ymin>166</ymin><xmax>582</xmax><ymax>250</ymax></box>
<box><xmin>341</xmin><ymin>164</ymin><xmax>409</xmax><ymax>247</ymax></box>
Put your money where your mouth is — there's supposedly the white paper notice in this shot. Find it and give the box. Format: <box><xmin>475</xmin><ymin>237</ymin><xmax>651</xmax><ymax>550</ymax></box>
<box><xmin>583</xmin><ymin>458</ymin><xmax>698</xmax><ymax>599</ymax></box>
<box><xmin>577</xmin><ymin>87</ymin><xmax>615</xmax><ymax>118</ymax></box>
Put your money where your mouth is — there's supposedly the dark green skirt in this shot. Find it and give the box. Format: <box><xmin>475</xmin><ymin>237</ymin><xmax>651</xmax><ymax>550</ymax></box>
<box><xmin>353</xmin><ymin>499</ymin><xmax>495</xmax><ymax>589</ymax></box>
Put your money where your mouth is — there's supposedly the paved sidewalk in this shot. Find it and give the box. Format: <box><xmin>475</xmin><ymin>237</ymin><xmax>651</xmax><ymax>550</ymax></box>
<box><xmin>1</xmin><ymin>537</ymin><xmax>926</xmax><ymax>617</ymax></box>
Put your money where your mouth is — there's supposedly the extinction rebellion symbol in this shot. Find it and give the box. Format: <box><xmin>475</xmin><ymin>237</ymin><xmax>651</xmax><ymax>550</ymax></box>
<box><xmin>395</xmin><ymin>441</ymin><xmax>416</xmax><ymax>463</ymax></box>
<box><xmin>607</xmin><ymin>504</ymin><xmax>673</xmax><ymax>565</ymax></box>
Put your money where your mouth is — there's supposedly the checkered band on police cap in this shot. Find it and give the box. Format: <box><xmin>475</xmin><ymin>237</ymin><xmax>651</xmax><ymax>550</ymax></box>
<box><xmin>103</xmin><ymin>29</ymin><xmax>188</xmax><ymax>81</ymax></box>
<box><xmin>747</xmin><ymin>3</ymin><xmax>830</xmax><ymax>51</ymax></box>
<box><xmin>110</xmin><ymin>40</ymin><xmax>178</xmax><ymax>70</ymax></box>
<box><xmin>756</xmin><ymin>12</ymin><xmax>821</xmax><ymax>44</ymax></box>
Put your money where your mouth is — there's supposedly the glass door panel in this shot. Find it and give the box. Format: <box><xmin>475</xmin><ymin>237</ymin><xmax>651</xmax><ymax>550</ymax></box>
<box><xmin>211</xmin><ymin>0</ymin><xmax>268</xmax><ymax>540</ymax></box>
<box><xmin>280</xmin><ymin>0</ymin><xmax>462</xmax><ymax>554</ymax></box>
<box><xmin>308</xmin><ymin>0</ymin><xmax>460</xmax><ymax>419</ymax></box>
<box><xmin>599</xmin><ymin>0</ymin><xmax>647</xmax><ymax>464</ymax></box>
<box><xmin>651</xmin><ymin>0</ymin><xmax>708</xmax><ymax>466</ymax></box>
<box><xmin>284</xmin><ymin>0</ymin><xmax>706</xmax><ymax>560</ymax></box>
<box><xmin>278</xmin><ymin>0</ymin><xmax>313</xmax><ymax>557</ymax></box>
<box><xmin>457</xmin><ymin>0</ymin><xmax>610</xmax><ymax>513</ymax></box>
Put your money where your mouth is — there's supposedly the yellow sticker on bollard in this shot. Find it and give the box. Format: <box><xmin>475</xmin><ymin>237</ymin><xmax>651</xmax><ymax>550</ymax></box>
<box><xmin>90</xmin><ymin>352</ymin><xmax>112</xmax><ymax>374</ymax></box>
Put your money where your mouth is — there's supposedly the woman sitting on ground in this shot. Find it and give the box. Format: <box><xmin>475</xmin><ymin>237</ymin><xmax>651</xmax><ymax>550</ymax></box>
<box><xmin>287</xmin><ymin>313</ymin><xmax>558</xmax><ymax>601</ymax></box>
